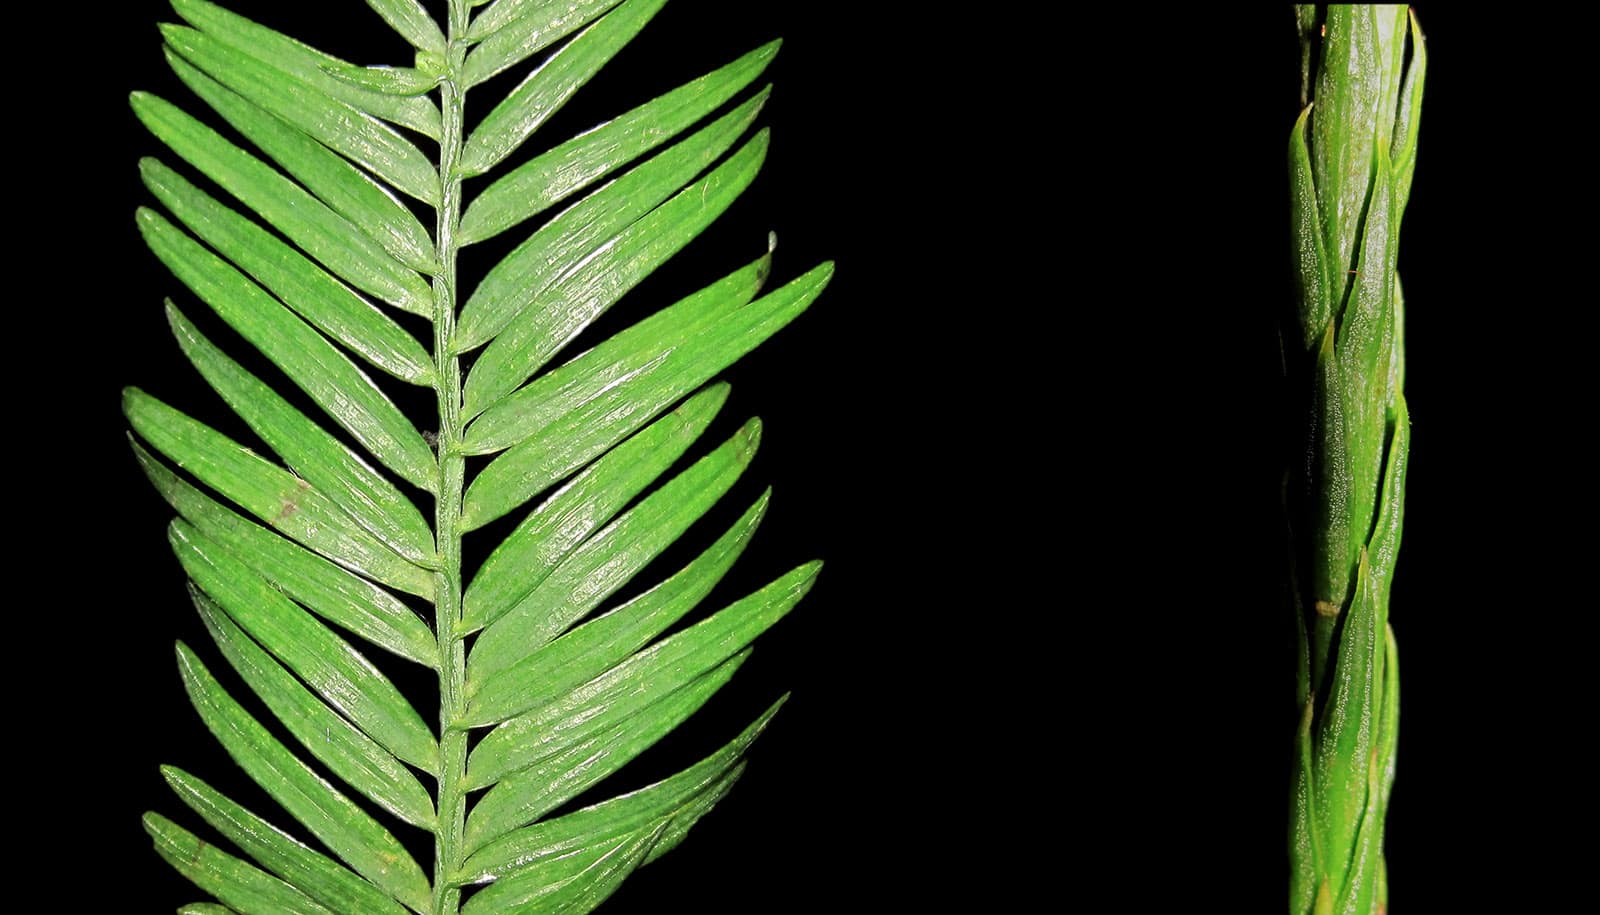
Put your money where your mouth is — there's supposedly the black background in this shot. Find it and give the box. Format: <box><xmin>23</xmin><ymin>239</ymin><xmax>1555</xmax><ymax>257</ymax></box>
<box><xmin>34</xmin><ymin>2</ymin><xmax>1588</xmax><ymax>911</ymax></box>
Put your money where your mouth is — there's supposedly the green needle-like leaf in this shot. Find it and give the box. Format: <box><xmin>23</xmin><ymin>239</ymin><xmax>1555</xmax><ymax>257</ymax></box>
<box><xmin>192</xmin><ymin>590</ymin><xmax>437</xmax><ymax>830</ymax></box>
<box><xmin>137</xmin><ymin>209</ymin><xmax>437</xmax><ymax>490</ymax></box>
<box><xmin>459</xmin><ymin>698</ymin><xmax>778</xmax><ymax>884</ymax></box>
<box><xmin>466</xmin><ymin>257</ymin><xmax>824</xmax><ymax>458</ymax></box>
<box><xmin>364</xmin><ymin>0</ymin><xmax>448</xmax><ymax>54</ymax></box>
<box><xmin>172</xmin><ymin>0</ymin><xmax>442</xmax><ymax>137</ymax></box>
<box><xmin>173</xmin><ymin>521</ymin><xmax>440</xmax><ymax>771</ymax></box>
<box><xmin>145</xmin><ymin>812</ymin><xmax>337</xmax><ymax>915</ymax></box>
<box><xmin>125</xmin><ymin>390</ymin><xmax>435</xmax><ymax>597</ymax></box>
<box><xmin>465</xmin><ymin>654</ymin><xmax>749</xmax><ymax>852</ymax></box>
<box><xmin>175</xmin><ymin>644</ymin><xmax>432</xmax><ymax>912</ymax></box>
<box><xmin>468</xmin><ymin>562</ymin><xmax>819</xmax><ymax>789</ymax></box>
<box><xmin>461</xmin><ymin>131</ymin><xmax>768</xmax><ymax>417</ymax></box>
<box><xmin>162</xmin><ymin>766</ymin><xmax>413</xmax><ymax>915</ymax></box>
<box><xmin>129</xmin><ymin>4</ymin><xmax>831</xmax><ymax>910</ymax></box>
<box><xmin>466</xmin><ymin>0</ymin><xmax>555</xmax><ymax>42</ymax></box>
<box><xmin>467</xmin><ymin>490</ymin><xmax>767</xmax><ymax>737</ymax></box>
<box><xmin>458</xmin><ymin>41</ymin><xmax>778</xmax><ymax>246</ymax></box>
<box><xmin>133</xmin><ymin>441</ymin><xmax>438</xmax><ymax>665</ymax></box>
<box><xmin>455</xmin><ymin>94</ymin><xmax>772</xmax><ymax>353</ymax></box>
<box><xmin>145</xmin><ymin>157</ymin><xmax>435</xmax><ymax>385</ymax></box>
<box><xmin>462</xmin><ymin>254</ymin><xmax>769</xmax><ymax>452</ymax></box>
<box><xmin>132</xmin><ymin>90</ymin><xmax>435</xmax><ymax>315</ymax></box>
<box><xmin>463</xmin><ymin>0</ymin><xmax>623</xmax><ymax>87</ymax></box>
<box><xmin>162</xmin><ymin>23</ymin><xmax>441</xmax><ymax>205</ymax></box>
<box><xmin>165</xmin><ymin>56</ymin><xmax>438</xmax><ymax>275</ymax></box>
<box><xmin>166</xmin><ymin>303</ymin><xmax>435</xmax><ymax>564</ymax></box>
<box><xmin>460</xmin><ymin>0</ymin><xmax>666</xmax><ymax>177</ymax></box>
<box><xmin>462</xmin><ymin>382</ymin><xmax>730</xmax><ymax>632</ymax></box>
<box><xmin>460</xmin><ymin>827</ymin><xmax>663</xmax><ymax>915</ymax></box>
<box><xmin>467</xmin><ymin>418</ymin><xmax>760</xmax><ymax>687</ymax></box>
<box><xmin>461</xmin><ymin>262</ymin><xmax>830</xmax><ymax>530</ymax></box>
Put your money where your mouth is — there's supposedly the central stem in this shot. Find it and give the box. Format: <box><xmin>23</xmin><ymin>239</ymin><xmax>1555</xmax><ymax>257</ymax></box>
<box><xmin>432</xmin><ymin>3</ymin><xmax>471</xmax><ymax>913</ymax></box>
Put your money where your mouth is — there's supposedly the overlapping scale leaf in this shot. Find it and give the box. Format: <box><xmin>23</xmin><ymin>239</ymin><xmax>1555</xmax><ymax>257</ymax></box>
<box><xmin>467</xmin><ymin>562</ymin><xmax>819</xmax><ymax>790</ymax></box>
<box><xmin>124</xmin><ymin>390</ymin><xmax>434</xmax><ymax>597</ymax></box>
<box><xmin>459</xmin><ymin>41</ymin><xmax>778</xmax><ymax>246</ymax></box>
<box><xmin>174</xmin><ymin>644</ymin><xmax>431</xmax><ymax>912</ymax></box>
<box><xmin>171</xmin><ymin>522</ymin><xmax>439</xmax><ymax>771</ymax></box>
<box><xmin>165</xmin><ymin>303</ymin><xmax>434</xmax><ymax>565</ymax></box>
<box><xmin>132</xmin><ymin>90</ymin><xmax>434</xmax><ymax>316</ymax></box>
<box><xmin>460</xmin><ymin>260</ymin><xmax>831</xmax><ymax>530</ymax></box>
<box><xmin>461</xmin><ymin>131</ymin><xmax>769</xmax><ymax>418</ymax></box>
<box><xmin>455</xmin><ymin>93</ymin><xmax>773</xmax><ymax>353</ymax></box>
<box><xmin>165</xmin><ymin>56</ymin><xmax>438</xmax><ymax>275</ymax></box>
<box><xmin>466</xmin><ymin>418</ymin><xmax>762</xmax><ymax>687</ymax></box>
<box><xmin>162</xmin><ymin>766</ymin><xmax>412</xmax><ymax>915</ymax></box>
<box><xmin>191</xmin><ymin>589</ymin><xmax>436</xmax><ymax>830</ymax></box>
<box><xmin>171</xmin><ymin>0</ymin><xmax>442</xmax><ymax>138</ymax></box>
<box><xmin>462</xmin><ymin>382</ymin><xmax>731</xmax><ymax>633</ymax></box>
<box><xmin>133</xmin><ymin>441</ymin><xmax>436</xmax><ymax>665</ymax></box>
<box><xmin>136</xmin><ymin>208</ymin><xmax>437</xmax><ymax>490</ymax></box>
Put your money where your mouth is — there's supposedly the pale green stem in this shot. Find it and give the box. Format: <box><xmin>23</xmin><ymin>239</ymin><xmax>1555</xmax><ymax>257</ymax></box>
<box><xmin>431</xmin><ymin>2</ymin><xmax>470</xmax><ymax>912</ymax></box>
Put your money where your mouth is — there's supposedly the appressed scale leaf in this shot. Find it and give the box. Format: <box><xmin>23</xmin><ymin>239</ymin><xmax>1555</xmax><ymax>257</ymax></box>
<box><xmin>127</xmin><ymin>1</ymin><xmax>832</xmax><ymax>912</ymax></box>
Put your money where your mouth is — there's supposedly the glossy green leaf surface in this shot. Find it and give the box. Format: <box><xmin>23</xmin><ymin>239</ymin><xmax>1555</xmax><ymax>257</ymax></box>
<box><xmin>162</xmin><ymin>22</ymin><xmax>441</xmax><ymax>202</ymax></box>
<box><xmin>192</xmin><ymin>590</ymin><xmax>438</xmax><ymax>830</ymax></box>
<box><xmin>165</xmin><ymin>56</ymin><xmax>438</xmax><ymax>274</ymax></box>
<box><xmin>460</xmin><ymin>0</ymin><xmax>666</xmax><ymax>177</ymax></box>
<box><xmin>458</xmin><ymin>41</ymin><xmax>778</xmax><ymax>246</ymax></box>
<box><xmin>166</xmin><ymin>303</ymin><xmax>435</xmax><ymax>563</ymax></box>
<box><xmin>172</xmin><ymin>0</ymin><xmax>443</xmax><ymax>136</ymax></box>
<box><xmin>462</xmin><ymin>0</ymin><xmax>623</xmax><ymax>87</ymax></box>
<box><xmin>162</xmin><ymin>766</ymin><xmax>412</xmax><ymax>915</ymax></box>
<box><xmin>146</xmin><ymin>812</ymin><xmax>337</xmax><ymax>915</ymax></box>
<box><xmin>365</xmin><ymin>0</ymin><xmax>448</xmax><ymax>53</ymax></box>
<box><xmin>172</xmin><ymin>522</ymin><xmax>440</xmax><ymax>771</ymax></box>
<box><xmin>461</xmin><ymin>131</ymin><xmax>768</xmax><ymax>417</ymax></box>
<box><xmin>125</xmin><ymin>390</ymin><xmax>435</xmax><ymax>597</ymax></box>
<box><xmin>464</xmin><ymin>653</ymin><xmax>750</xmax><ymax>851</ymax></box>
<box><xmin>465</xmin><ymin>491</ymin><xmax>768</xmax><ymax>725</ymax></box>
<box><xmin>467</xmin><ymin>562</ymin><xmax>819</xmax><ymax>788</ymax></box>
<box><xmin>138</xmin><ymin>208</ymin><xmax>438</xmax><ymax>491</ymax></box>
<box><xmin>176</xmin><ymin>644</ymin><xmax>432</xmax><ymax>911</ymax></box>
<box><xmin>466</xmin><ymin>418</ymin><xmax>761</xmax><ymax>687</ymax></box>
<box><xmin>458</xmin><ymin>699</ymin><xmax>778</xmax><ymax>884</ymax></box>
<box><xmin>461</xmin><ymin>262</ymin><xmax>830</xmax><ymax>530</ymax></box>
<box><xmin>132</xmin><ymin>90</ymin><xmax>435</xmax><ymax>315</ymax></box>
<box><xmin>455</xmin><ymin>95</ymin><xmax>771</xmax><ymax>354</ymax></box>
<box><xmin>133</xmin><ymin>441</ymin><xmax>439</xmax><ymax>663</ymax></box>
<box><xmin>129</xmin><ymin>3</ymin><xmax>831</xmax><ymax>912</ymax></box>
<box><xmin>145</xmin><ymin>157</ymin><xmax>435</xmax><ymax>384</ymax></box>
<box><xmin>461</xmin><ymin>382</ymin><xmax>730</xmax><ymax>632</ymax></box>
